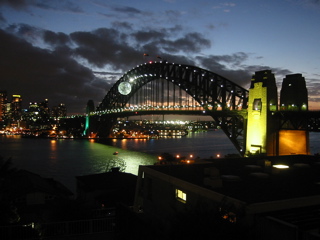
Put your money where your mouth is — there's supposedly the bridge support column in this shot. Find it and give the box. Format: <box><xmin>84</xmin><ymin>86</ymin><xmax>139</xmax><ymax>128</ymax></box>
<box><xmin>278</xmin><ymin>74</ymin><xmax>310</xmax><ymax>155</ymax></box>
<box><xmin>96</xmin><ymin>115</ymin><xmax>116</xmax><ymax>138</ymax></box>
<box><xmin>83</xmin><ymin>100</ymin><xmax>95</xmax><ymax>138</ymax></box>
<box><xmin>84</xmin><ymin>115</ymin><xmax>116</xmax><ymax>138</ymax></box>
<box><xmin>246</xmin><ymin>70</ymin><xmax>278</xmax><ymax>156</ymax></box>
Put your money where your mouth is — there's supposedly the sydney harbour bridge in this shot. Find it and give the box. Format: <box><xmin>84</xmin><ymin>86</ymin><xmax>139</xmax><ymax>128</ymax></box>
<box><xmin>84</xmin><ymin>61</ymin><xmax>320</xmax><ymax>157</ymax></box>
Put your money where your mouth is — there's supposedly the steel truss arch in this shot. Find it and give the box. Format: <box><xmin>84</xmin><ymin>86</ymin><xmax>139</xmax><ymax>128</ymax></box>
<box><xmin>98</xmin><ymin>61</ymin><xmax>249</xmax><ymax>154</ymax></box>
<box><xmin>99</xmin><ymin>61</ymin><xmax>248</xmax><ymax>110</ymax></box>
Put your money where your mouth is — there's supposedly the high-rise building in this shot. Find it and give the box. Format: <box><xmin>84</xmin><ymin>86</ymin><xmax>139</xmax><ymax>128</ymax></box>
<box><xmin>39</xmin><ymin>99</ymin><xmax>50</xmax><ymax>116</ymax></box>
<box><xmin>27</xmin><ymin>102</ymin><xmax>40</xmax><ymax>121</ymax></box>
<box><xmin>0</xmin><ymin>91</ymin><xmax>7</xmax><ymax>124</ymax></box>
<box><xmin>51</xmin><ymin>103</ymin><xmax>67</xmax><ymax>118</ymax></box>
<box><xmin>58</xmin><ymin>103</ymin><xmax>67</xmax><ymax>117</ymax></box>
<box><xmin>11</xmin><ymin>95</ymin><xmax>22</xmax><ymax>122</ymax></box>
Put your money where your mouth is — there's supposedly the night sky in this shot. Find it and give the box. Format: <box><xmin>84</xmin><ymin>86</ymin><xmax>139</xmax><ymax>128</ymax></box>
<box><xmin>1</xmin><ymin>0</ymin><xmax>319</xmax><ymax>115</ymax></box>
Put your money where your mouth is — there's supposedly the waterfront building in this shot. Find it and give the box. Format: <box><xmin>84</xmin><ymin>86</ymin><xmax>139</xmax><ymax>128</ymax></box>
<box><xmin>10</xmin><ymin>95</ymin><xmax>22</xmax><ymax>122</ymax></box>
<box><xmin>39</xmin><ymin>99</ymin><xmax>50</xmax><ymax>120</ymax></box>
<box><xmin>0</xmin><ymin>169</ymin><xmax>73</xmax><ymax>206</ymax></box>
<box><xmin>76</xmin><ymin>168</ymin><xmax>137</xmax><ymax>210</ymax></box>
<box><xmin>132</xmin><ymin>156</ymin><xmax>320</xmax><ymax>239</ymax></box>
<box><xmin>51</xmin><ymin>103</ymin><xmax>67</xmax><ymax>118</ymax></box>
<box><xmin>0</xmin><ymin>91</ymin><xmax>7</xmax><ymax>126</ymax></box>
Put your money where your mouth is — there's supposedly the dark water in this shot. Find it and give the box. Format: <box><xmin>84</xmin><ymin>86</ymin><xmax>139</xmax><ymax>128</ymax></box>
<box><xmin>108</xmin><ymin>131</ymin><xmax>239</xmax><ymax>158</ymax></box>
<box><xmin>0</xmin><ymin>130</ymin><xmax>319</xmax><ymax>194</ymax></box>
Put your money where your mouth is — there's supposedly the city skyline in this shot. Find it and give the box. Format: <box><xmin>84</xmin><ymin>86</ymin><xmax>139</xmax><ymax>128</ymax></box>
<box><xmin>1</xmin><ymin>0</ymin><xmax>320</xmax><ymax>115</ymax></box>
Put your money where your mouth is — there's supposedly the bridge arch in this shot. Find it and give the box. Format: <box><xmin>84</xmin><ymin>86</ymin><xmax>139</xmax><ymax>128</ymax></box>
<box><xmin>98</xmin><ymin>61</ymin><xmax>248</xmax><ymax>112</ymax></box>
<box><xmin>96</xmin><ymin>61</ymin><xmax>249</xmax><ymax>155</ymax></box>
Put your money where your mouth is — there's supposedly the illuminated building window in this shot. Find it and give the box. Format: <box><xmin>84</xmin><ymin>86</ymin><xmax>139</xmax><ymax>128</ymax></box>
<box><xmin>253</xmin><ymin>98</ymin><xmax>262</xmax><ymax>111</ymax></box>
<box><xmin>176</xmin><ymin>189</ymin><xmax>187</xmax><ymax>203</ymax></box>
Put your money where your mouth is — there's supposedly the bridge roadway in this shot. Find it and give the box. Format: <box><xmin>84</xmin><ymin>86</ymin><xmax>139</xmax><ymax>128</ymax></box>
<box><xmin>86</xmin><ymin>108</ymin><xmax>320</xmax><ymax>155</ymax></box>
<box><xmin>89</xmin><ymin>108</ymin><xmax>320</xmax><ymax>132</ymax></box>
<box><xmin>97</xmin><ymin>109</ymin><xmax>245</xmax><ymax>118</ymax></box>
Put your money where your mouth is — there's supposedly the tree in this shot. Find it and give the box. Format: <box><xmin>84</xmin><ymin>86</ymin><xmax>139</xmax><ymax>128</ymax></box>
<box><xmin>0</xmin><ymin>156</ymin><xmax>17</xmax><ymax>181</ymax></box>
<box><xmin>0</xmin><ymin>156</ymin><xmax>20</xmax><ymax>225</ymax></box>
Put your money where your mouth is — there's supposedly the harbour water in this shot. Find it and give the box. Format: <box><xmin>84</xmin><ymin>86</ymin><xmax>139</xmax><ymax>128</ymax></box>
<box><xmin>1</xmin><ymin>130</ymin><xmax>319</xmax><ymax>194</ymax></box>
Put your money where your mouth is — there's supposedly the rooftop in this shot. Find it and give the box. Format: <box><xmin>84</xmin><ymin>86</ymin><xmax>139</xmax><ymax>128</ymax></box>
<box><xmin>145</xmin><ymin>155</ymin><xmax>320</xmax><ymax>204</ymax></box>
<box><xmin>76</xmin><ymin>168</ymin><xmax>137</xmax><ymax>191</ymax></box>
<box><xmin>1</xmin><ymin>169</ymin><xmax>73</xmax><ymax>200</ymax></box>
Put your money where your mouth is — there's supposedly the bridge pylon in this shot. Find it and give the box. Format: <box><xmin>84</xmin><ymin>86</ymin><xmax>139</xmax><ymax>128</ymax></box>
<box><xmin>246</xmin><ymin>71</ymin><xmax>310</xmax><ymax>156</ymax></box>
<box><xmin>246</xmin><ymin>70</ymin><xmax>278</xmax><ymax>156</ymax></box>
<box><xmin>277</xmin><ymin>74</ymin><xmax>310</xmax><ymax>155</ymax></box>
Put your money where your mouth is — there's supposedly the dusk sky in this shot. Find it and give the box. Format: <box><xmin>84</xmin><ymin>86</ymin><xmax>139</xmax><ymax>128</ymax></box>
<box><xmin>1</xmin><ymin>0</ymin><xmax>320</xmax><ymax>115</ymax></box>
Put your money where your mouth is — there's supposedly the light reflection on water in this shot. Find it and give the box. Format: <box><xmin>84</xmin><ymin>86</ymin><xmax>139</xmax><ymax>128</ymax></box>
<box><xmin>0</xmin><ymin>136</ymin><xmax>157</xmax><ymax>194</ymax></box>
<box><xmin>109</xmin><ymin>130</ymin><xmax>239</xmax><ymax>158</ymax></box>
<box><xmin>1</xmin><ymin>131</ymin><xmax>319</xmax><ymax>194</ymax></box>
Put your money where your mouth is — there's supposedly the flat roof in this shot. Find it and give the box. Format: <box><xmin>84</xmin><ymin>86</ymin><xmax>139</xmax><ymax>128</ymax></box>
<box><xmin>144</xmin><ymin>155</ymin><xmax>320</xmax><ymax>204</ymax></box>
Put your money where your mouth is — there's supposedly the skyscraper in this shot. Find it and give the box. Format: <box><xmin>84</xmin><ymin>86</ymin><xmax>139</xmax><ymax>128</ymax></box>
<box><xmin>0</xmin><ymin>90</ymin><xmax>7</xmax><ymax>124</ymax></box>
<box><xmin>11</xmin><ymin>95</ymin><xmax>22</xmax><ymax>122</ymax></box>
<box><xmin>51</xmin><ymin>103</ymin><xmax>67</xmax><ymax>118</ymax></box>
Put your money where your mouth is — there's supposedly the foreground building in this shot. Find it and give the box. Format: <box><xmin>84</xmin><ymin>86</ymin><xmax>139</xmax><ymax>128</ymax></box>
<box><xmin>76</xmin><ymin>168</ymin><xmax>137</xmax><ymax>210</ymax></box>
<box><xmin>131</xmin><ymin>156</ymin><xmax>320</xmax><ymax>239</ymax></box>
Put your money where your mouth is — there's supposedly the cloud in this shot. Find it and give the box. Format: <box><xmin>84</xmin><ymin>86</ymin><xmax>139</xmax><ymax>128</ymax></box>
<box><xmin>68</xmin><ymin>26</ymin><xmax>211</xmax><ymax>71</ymax></box>
<box><xmin>35</xmin><ymin>0</ymin><xmax>83</xmax><ymax>13</ymax></box>
<box><xmin>212</xmin><ymin>2</ymin><xmax>236</xmax><ymax>12</ymax></box>
<box><xmin>70</xmin><ymin>28</ymin><xmax>141</xmax><ymax>70</ymax></box>
<box><xmin>111</xmin><ymin>21</ymin><xmax>133</xmax><ymax>30</ymax></box>
<box><xmin>0</xmin><ymin>12</ymin><xmax>5</xmax><ymax>23</ymax></box>
<box><xmin>0</xmin><ymin>0</ymin><xmax>83</xmax><ymax>13</ymax></box>
<box><xmin>0</xmin><ymin>0</ymin><xmax>29</xmax><ymax>10</ymax></box>
<box><xmin>110</xmin><ymin>5</ymin><xmax>144</xmax><ymax>15</ymax></box>
<box><xmin>0</xmin><ymin>29</ymin><xmax>102</xmax><ymax>115</ymax></box>
<box><xmin>132</xmin><ymin>30</ymin><xmax>167</xmax><ymax>43</ymax></box>
<box><xmin>171</xmin><ymin>32</ymin><xmax>211</xmax><ymax>52</ymax></box>
<box><xmin>43</xmin><ymin>30</ymin><xmax>71</xmax><ymax>46</ymax></box>
<box><xmin>306</xmin><ymin>0</ymin><xmax>320</xmax><ymax>5</ymax></box>
<box><xmin>196</xmin><ymin>54</ymin><xmax>250</xmax><ymax>87</ymax></box>
<box><xmin>6</xmin><ymin>23</ymin><xmax>43</xmax><ymax>42</ymax></box>
<box><xmin>195</xmin><ymin>53</ymin><xmax>293</xmax><ymax>88</ymax></box>
<box><xmin>140</xmin><ymin>31</ymin><xmax>211</xmax><ymax>54</ymax></box>
<box><xmin>164</xmin><ymin>9</ymin><xmax>186</xmax><ymax>21</ymax></box>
